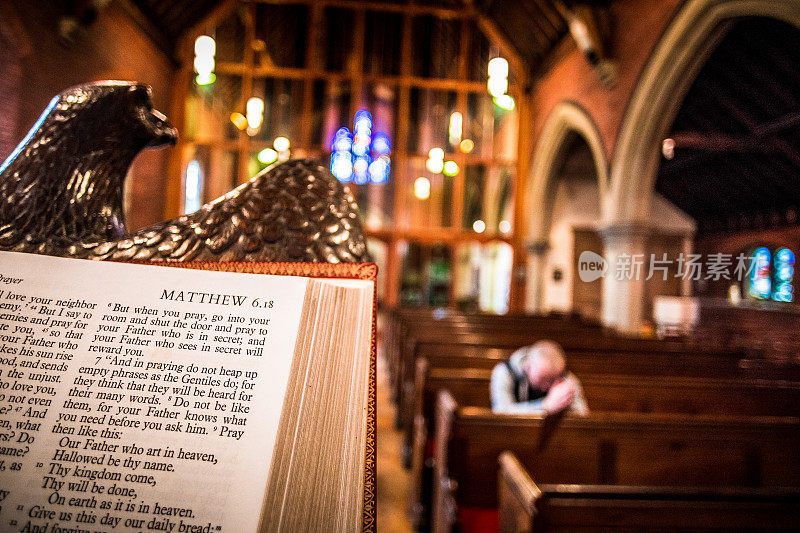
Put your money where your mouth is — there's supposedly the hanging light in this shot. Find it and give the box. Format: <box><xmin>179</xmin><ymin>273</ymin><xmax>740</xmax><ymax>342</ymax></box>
<box><xmin>257</xmin><ymin>148</ymin><xmax>278</xmax><ymax>165</ymax></box>
<box><xmin>184</xmin><ymin>160</ymin><xmax>202</xmax><ymax>214</ymax></box>
<box><xmin>246</xmin><ymin>97</ymin><xmax>264</xmax><ymax>133</ymax></box>
<box><xmin>414</xmin><ymin>177</ymin><xmax>431</xmax><ymax>200</ymax></box>
<box><xmin>273</xmin><ymin>136</ymin><xmax>290</xmax><ymax>152</ymax></box>
<box><xmin>493</xmin><ymin>94</ymin><xmax>515</xmax><ymax>111</ymax></box>
<box><xmin>662</xmin><ymin>138</ymin><xmax>675</xmax><ymax>160</ymax></box>
<box><xmin>487</xmin><ymin>57</ymin><xmax>509</xmax><ymax>79</ymax></box>
<box><xmin>487</xmin><ymin>56</ymin><xmax>509</xmax><ymax>98</ymax></box>
<box><xmin>449</xmin><ymin>112</ymin><xmax>463</xmax><ymax>147</ymax></box>
<box><xmin>443</xmin><ymin>161</ymin><xmax>459</xmax><ymax>176</ymax></box>
<box><xmin>230</xmin><ymin>112</ymin><xmax>247</xmax><ymax>130</ymax></box>
<box><xmin>473</xmin><ymin>220</ymin><xmax>486</xmax><ymax>233</ymax></box>
<box><xmin>426</xmin><ymin>157</ymin><xmax>444</xmax><ymax>174</ymax></box>
<box><xmin>426</xmin><ymin>147</ymin><xmax>445</xmax><ymax>174</ymax></box>
<box><xmin>487</xmin><ymin>77</ymin><xmax>508</xmax><ymax>98</ymax></box>
<box><xmin>460</xmin><ymin>139</ymin><xmax>474</xmax><ymax>153</ymax></box>
<box><xmin>194</xmin><ymin>35</ymin><xmax>216</xmax><ymax>85</ymax></box>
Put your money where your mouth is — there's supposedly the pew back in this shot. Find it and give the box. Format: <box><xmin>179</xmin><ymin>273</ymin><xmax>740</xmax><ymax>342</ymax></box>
<box><xmin>498</xmin><ymin>452</ymin><xmax>800</xmax><ymax>533</ymax></box>
<box><xmin>432</xmin><ymin>392</ymin><xmax>800</xmax><ymax>531</ymax></box>
<box><xmin>420</xmin><ymin>365</ymin><xmax>800</xmax><ymax>420</ymax></box>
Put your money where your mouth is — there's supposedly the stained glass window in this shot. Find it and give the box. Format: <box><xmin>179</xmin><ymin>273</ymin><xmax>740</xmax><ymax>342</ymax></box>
<box><xmin>746</xmin><ymin>246</ymin><xmax>795</xmax><ymax>303</ymax></box>
<box><xmin>772</xmin><ymin>248</ymin><xmax>795</xmax><ymax>302</ymax></box>
<box><xmin>748</xmin><ymin>247</ymin><xmax>772</xmax><ymax>300</ymax></box>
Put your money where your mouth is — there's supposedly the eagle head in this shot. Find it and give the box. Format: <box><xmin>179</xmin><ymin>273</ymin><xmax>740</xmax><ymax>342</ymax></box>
<box><xmin>44</xmin><ymin>81</ymin><xmax>178</xmax><ymax>154</ymax></box>
<box><xmin>0</xmin><ymin>81</ymin><xmax>177</xmax><ymax>252</ymax></box>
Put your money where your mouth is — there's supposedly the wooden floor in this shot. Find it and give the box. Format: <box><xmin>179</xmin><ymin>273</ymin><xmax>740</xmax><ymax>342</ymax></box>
<box><xmin>377</xmin><ymin>349</ymin><xmax>415</xmax><ymax>533</ymax></box>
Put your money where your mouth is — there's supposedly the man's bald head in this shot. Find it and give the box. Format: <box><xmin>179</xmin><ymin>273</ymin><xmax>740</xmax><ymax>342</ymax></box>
<box><xmin>524</xmin><ymin>340</ymin><xmax>566</xmax><ymax>390</ymax></box>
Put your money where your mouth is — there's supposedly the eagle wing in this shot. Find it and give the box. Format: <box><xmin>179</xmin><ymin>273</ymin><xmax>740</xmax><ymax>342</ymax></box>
<box><xmin>72</xmin><ymin>159</ymin><xmax>368</xmax><ymax>263</ymax></box>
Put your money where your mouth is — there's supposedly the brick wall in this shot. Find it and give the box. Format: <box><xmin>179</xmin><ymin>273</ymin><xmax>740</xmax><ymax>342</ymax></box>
<box><xmin>529</xmin><ymin>0</ymin><xmax>684</xmax><ymax>160</ymax></box>
<box><xmin>0</xmin><ymin>20</ymin><xmax>22</xmax><ymax>161</ymax></box>
<box><xmin>2</xmin><ymin>0</ymin><xmax>177</xmax><ymax>230</ymax></box>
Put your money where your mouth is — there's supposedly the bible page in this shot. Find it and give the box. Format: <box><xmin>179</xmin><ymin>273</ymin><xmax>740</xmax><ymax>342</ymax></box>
<box><xmin>0</xmin><ymin>251</ymin><xmax>309</xmax><ymax>533</ymax></box>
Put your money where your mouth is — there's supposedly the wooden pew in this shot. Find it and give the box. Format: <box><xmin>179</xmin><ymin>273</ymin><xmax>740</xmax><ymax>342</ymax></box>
<box><xmin>399</xmin><ymin>341</ymin><xmax>798</xmax><ymax>443</ymax></box>
<box><xmin>385</xmin><ymin>307</ymin><xmax>597</xmax><ymax>385</ymax></box>
<box><xmin>431</xmin><ymin>391</ymin><xmax>800</xmax><ymax>532</ymax></box>
<box><xmin>408</xmin><ymin>362</ymin><xmax>800</xmax><ymax>528</ymax></box>
<box><xmin>396</xmin><ymin>329</ymin><xmax>773</xmax><ymax>433</ymax></box>
<box><xmin>388</xmin><ymin>310</ymin><xmax>608</xmax><ymax>412</ymax></box>
<box><xmin>416</xmin><ymin>363</ymin><xmax>800</xmax><ymax>422</ymax></box>
<box><xmin>498</xmin><ymin>452</ymin><xmax>800</xmax><ymax>533</ymax></box>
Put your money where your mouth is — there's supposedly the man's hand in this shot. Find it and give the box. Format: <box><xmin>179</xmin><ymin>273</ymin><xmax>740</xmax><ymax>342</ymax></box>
<box><xmin>542</xmin><ymin>378</ymin><xmax>574</xmax><ymax>414</ymax></box>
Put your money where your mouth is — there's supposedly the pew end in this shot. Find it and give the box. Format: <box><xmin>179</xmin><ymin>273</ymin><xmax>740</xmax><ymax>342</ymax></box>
<box><xmin>498</xmin><ymin>451</ymin><xmax>540</xmax><ymax>533</ymax></box>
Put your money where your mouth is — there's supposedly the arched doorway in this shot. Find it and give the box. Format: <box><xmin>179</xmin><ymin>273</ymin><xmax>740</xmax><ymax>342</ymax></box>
<box><xmin>525</xmin><ymin>101</ymin><xmax>608</xmax><ymax>313</ymax></box>
<box><xmin>541</xmin><ymin>133</ymin><xmax>603</xmax><ymax>320</ymax></box>
<box><xmin>605</xmin><ymin>0</ymin><xmax>800</xmax><ymax>333</ymax></box>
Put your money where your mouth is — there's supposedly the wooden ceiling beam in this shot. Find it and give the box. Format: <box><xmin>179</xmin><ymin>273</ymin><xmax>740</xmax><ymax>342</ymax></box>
<box><xmin>669</xmin><ymin>131</ymin><xmax>777</xmax><ymax>153</ymax></box>
<box><xmin>747</xmin><ymin>30</ymin><xmax>800</xmax><ymax>90</ymax></box>
<box><xmin>176</xmin><ymin>0</ymin><xmax>238</xmax><ymax>60</ymax></box>
<box><xmin>707</xmin><ymin>61</ymin><xmax>787</xmax><ymax>130</ymax></box>
<box><xmin>461</xmin><ymin>0</ymin><xmax>530</xmax><ymax>88</ymax></box>
<box><xmin>752</xmin><ymin>111</ymin><xmax>800</xmax><ymax>137</ymax></box>
<box><xmin>116</xmin><ymin>0</ymin><xmax>175</xmax><ymax>57</ymax></box>
<box><xmin>736</xmin><ymin>152</ymin><xmax>797</xmax><ymax>203</ymax></box>
<box><xmin>669</xmin><ymin>129</ymin><xmax>800</xmax><ymax>170</ymax></box>
<box><xmin>531</xmin><ymin>0</ymin><xmax>564</xmax><ymax>35</ymax></box>
<box><xmin>251</xmin><ymin>0</ymin><xmax>467</xmax><ymax>20</ymax></box>
<box><xmin>726</xmin><ymin>153</ymin><xmax>788</xmax><ymax>207</ymax></box>
<box><xmin>725</xmin><ymin>37</ymin><xmax>798</xmax><ymax>108</ymax></box>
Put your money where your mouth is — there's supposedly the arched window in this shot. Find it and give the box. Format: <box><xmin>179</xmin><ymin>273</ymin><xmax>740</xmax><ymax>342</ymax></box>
<box><xmin>772</xmin><ymin>248</ymin><xmax>795</xmax><ymax>302</ymax></box>
<box><xmin>746</xmin><ymin>246</ymin><xmax>795</xmax><ymax>302</ymax></box>
<box><xmin>748</xmin><ymin>247</ymin><xmax>772</xmax><ymax>300</ymax></box>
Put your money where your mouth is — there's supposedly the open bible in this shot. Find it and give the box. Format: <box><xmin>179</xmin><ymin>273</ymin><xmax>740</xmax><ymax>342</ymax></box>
<box><xmin>0</xmin><ymin>251</ymin><xmax>376</xmax><ymax>532</ymax></box>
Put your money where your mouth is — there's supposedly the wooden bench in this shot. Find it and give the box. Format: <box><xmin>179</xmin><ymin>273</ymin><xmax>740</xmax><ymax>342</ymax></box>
<box><xmin>408</xmin><ymin>363</ymin><xmax>800</xmax><ymax>528</ymax></box>
<box><xmin>399</xmin><ymin>340</ymin><xmax>798</xmax><ymax>439</ymax></box>
<box><xmin>402</xmin><ymin>348</ymin><xmax>800</xmax><ymax>459</ymax></box>
<box><xmin>431</xmin><ymin>392</ymin><xmax>800</xmax><ymax>532</ymax></box>
<box><xmin>416</xmin><ymin>363</ymin><xmax>800</xmax><ymax>422</ymax></box>
<box><xmin>388</xmin><ymin>309</ymin><xmax>609</xmax><ymax>410</ymax></box>
<box><xmin>498</xmin><ymin>451</ymin><xmax>800</xmax><ymax>533</ymax></box>
<box><xmin>385</xmin><ymin>307</ymin><xmax>599</xmax><ymax>387</ymax></box>
<box><xmin>395</xmin><ymin>329</ymin><xmax>774</xmax><ymax>432</ymax></box>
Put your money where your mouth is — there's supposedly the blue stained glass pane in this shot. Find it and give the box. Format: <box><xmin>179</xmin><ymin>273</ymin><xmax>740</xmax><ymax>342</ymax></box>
<box><xmin>372</xmin><ymin>132</ymin><xmax>391</xmax><ymax>155</ymax></box>
<box><xmin>771</xmin><ymin>248</ymin><xmax>795</xmax><ymax>302</ymax></box>
<box><xmin>332</xmin><ymin>127</ymin><xmax>353</xmax><ymax>152</ymax></box>
<box><xmin>369</xmin><ymin>155</ymin><xmax>390</xmax><ymax>184</ymax></box>
<box><xmin>330</xmin><ymin>151</ymin><xmax>353</xmax><ymax>182</ymax></box>
<box><xmin>353</xmin><ymin>154</ymin><xmax>370</xmax><ymax>184</ymax></box>
<box><xmin>354</xmin><ymin>109</ymin><xmax>372</xmax><ymax>135</ymax></box>
<box><xmin>748</xmin><ymin>247</ymin><xmax>772</xmax><ymax>300</ymax></box>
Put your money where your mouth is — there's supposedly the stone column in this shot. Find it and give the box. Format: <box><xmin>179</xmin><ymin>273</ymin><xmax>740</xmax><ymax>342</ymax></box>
<box><xmin>524</xmin><ymin>239</ymin><xmax>550</xmax><ymax>313</ymax></box>
<box><xmin>599</xmin><ymin>223</ymin><xmax>650</xmax><ymax>335</ymax></box>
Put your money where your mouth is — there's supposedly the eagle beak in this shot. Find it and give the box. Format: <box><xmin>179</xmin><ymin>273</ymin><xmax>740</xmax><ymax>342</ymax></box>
<box><xmin>147</xmin><ymin>109</ymin><xmax>178</xmax><ymax>148</ymax></box>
